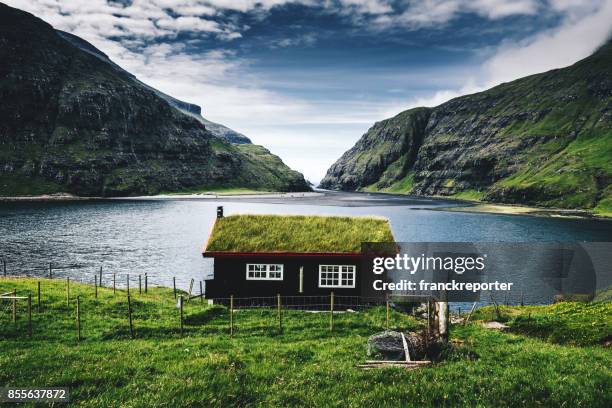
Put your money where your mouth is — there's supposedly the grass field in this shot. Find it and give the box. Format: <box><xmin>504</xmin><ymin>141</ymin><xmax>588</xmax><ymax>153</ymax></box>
<box><xmin>1</xmin><ymin>278</ymin><xmax>610</xmax><ymax>407</ymax></box>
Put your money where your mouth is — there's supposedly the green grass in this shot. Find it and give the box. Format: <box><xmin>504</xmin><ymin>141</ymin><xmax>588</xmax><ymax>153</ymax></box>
<box><xmin>471</xmin><ymin>301</ymin><xmax>612</xmax><ymax>346</ymax></box>
<box><xmin>1</xmin><ymin>278</ymin><xmax>610</xmax><ymax>407</ymax></box>
<box><xmin>0</xmin><ymin>174</ymin><xmax>64</xmax><ymax>196</ymax></box>
<box><xmin>362</xmin><ymin>173</ymin><xmax>415</xmax><ymax>194</ymax></box>
<box><xmin>205</xmin><ymin>215</ymin><xmax>395</xmax><ymax>254</ymax></box>
<box><xmin>451</xmin><ymin>190</ymin><xmax>485</xmax><ymax>201</ymax></box>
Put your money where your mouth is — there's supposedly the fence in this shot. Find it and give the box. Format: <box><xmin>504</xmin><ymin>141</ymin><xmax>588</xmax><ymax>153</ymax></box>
<box><xmin>1</xmin><ymin>273</ymin><xmax>442</xmax><ymax>342</ymax></box>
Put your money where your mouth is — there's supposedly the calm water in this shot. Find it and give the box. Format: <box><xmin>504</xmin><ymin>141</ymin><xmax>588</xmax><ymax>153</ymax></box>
<box><xmin>1</xmin><ymin>192</ymin><xmax>611</xmax><ymax>302</ymax></box>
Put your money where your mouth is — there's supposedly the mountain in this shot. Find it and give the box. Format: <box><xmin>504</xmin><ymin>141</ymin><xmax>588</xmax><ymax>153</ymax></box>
<box><xmin>320</xmin><ymin>40</ymin><xmax>612</xmax><ymax>214</ymax></box>
<box><xmin>58</xmin><ymin>30</ymin><xmax>252</xmax><ymax>145</ymax></box>
<box><xmin>0</xmin><ymin>3</ymin><xmax>308</xmax><ymax>196</ymax></box>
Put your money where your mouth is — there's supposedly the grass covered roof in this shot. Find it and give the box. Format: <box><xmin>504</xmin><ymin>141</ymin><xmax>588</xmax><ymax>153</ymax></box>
<box><xmin>204</xmin><ymin>214</ymin><xmax>394</xmax><ymax>254</ymax></box>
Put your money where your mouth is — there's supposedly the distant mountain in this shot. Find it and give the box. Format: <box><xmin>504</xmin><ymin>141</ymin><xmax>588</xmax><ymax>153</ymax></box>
<box><xmin>0</xmin><ymin>3</ymin><xmax>307</xmax><ymax>196</ymax></box>
<box><xmin>57</xmin><ymin>30</ymin><xmax>252</xmax><ymax>145</ymax></box>
<box><xmin>321</xmin><ymin>40</ymin><xmax>612</xmax><ymax>215</ymax></box>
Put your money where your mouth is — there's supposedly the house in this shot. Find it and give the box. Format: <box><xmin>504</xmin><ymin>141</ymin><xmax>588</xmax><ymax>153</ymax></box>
<box><xmin>202</xmin><ymin>207</ymin><xmax>395</xmax><ymax>301</ymax></box>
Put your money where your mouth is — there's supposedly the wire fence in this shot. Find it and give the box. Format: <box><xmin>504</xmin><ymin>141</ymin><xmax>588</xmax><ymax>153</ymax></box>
<box><xmin>1</xmin><ymin>275</ymin><xmax>441</xmax><ymax>342</ymax></box>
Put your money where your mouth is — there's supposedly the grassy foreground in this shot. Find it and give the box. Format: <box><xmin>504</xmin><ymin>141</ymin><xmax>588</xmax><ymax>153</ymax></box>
<box><xmin>1</xmin><ymin>278</ymin><xmax>610</xmax><ymax>407</ymax></box>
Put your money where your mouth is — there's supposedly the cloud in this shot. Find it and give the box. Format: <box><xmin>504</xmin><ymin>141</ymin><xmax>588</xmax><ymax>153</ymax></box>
<box><xmin>391</xmin><ymin>0</ymin><xmax>611</xmax><ymax>113</ymax></box>
<box><xmin>374</xmin><ymin>0</ymin><xmax>539</xmax><ymax>28</ymax></box>
<box><xmin>483</xmin><ymin>0</ymin><xmax>612</xmax><ymax>86</ymax></box>
<box><xmin>3</xmin><ymin>0</ymin><xmax>611</xmax><ymax>184</ymax></box>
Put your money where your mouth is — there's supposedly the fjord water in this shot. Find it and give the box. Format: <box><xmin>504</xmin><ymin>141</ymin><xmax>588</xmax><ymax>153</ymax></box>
<box><xmin>1</xmin><ymin>193</ymin><xmax>611</xmax><ymax>303</ymax></box>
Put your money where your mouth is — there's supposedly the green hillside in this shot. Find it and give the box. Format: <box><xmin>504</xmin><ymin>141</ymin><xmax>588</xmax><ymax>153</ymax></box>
<box><xmin>321</xmin><ymin>40</ymin><xmax>612</xmax><ymax>214</ymax></box>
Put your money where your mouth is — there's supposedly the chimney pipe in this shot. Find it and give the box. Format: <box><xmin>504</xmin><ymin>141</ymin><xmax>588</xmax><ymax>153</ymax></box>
<box><xmin>217</xmin><ymin>206</ymin><xmax>224</xmax><ymax>218</ymax></box>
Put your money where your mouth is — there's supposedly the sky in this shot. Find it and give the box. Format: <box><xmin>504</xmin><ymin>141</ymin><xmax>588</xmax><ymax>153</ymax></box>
<box><xmin>5</xmin><ymin>0</ymin><xmax>612</xmax><ymax>183</ymax></box>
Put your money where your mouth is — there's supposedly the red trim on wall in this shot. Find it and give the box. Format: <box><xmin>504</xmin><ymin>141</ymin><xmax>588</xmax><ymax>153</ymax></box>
<box><xmin>202</xmin><ymin>251</ymin><xmax>362</xmax><ymax>259</ymax></box>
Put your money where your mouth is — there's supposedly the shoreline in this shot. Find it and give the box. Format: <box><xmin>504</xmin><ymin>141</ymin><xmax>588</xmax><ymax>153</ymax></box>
<box><xmin>433</xmin><ymin>202</ymin><xmax>608</xmax><ymax>219</ymax></box>
<box><xmin>1</xmin><ymin>191</ymin><xmax>610</xmax><ymax>219</ymax></box>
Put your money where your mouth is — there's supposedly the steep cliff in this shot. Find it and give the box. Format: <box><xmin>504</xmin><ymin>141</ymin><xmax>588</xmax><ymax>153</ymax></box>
<box><xmin>321</xmin><ymin>40</ymin><xmax>612</xmax><ymax>213</ymax></box>
<box><xmin>0</xmin><ymin>4</ymin><xmax>308</xmax><ymax>196</ymax></box>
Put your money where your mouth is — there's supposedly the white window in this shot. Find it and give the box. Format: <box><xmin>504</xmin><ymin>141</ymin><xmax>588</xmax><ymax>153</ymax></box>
<box><xmin>246</xmin><ymin>264</ymin><xmax>284</xmax><ymax>280</ymax></box>
<box><xmin>319</xmin><ymin>265</ymin><xmax>356</xmax><ymax>288</ymax></box>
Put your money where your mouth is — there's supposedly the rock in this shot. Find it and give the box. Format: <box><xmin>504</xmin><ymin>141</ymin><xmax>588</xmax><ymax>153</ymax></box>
<box><xmin>367</xmin><ymin>330</ymin><xmax>441</xmax><ymax>361</ymax></box>
<box><xmin>481</xmin><ymin>321</ymin><xmax>510</xmax><ymax>330</ymax></box>
<box><xmin>367</xmin><ymin>331</ymin><xmax>406</xmax><ymax>361</ymax></box>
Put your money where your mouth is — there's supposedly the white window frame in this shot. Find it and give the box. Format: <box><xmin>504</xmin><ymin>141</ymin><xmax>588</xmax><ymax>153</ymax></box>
<box><xmin>318</xmin><ymin>265</ymin><xmax>356</xmax><ymax>288</ymax></box>
<box><xmin>246</xmin><ymin>264</ymin><xmax>284</xmax><ymax>281</ymax></box>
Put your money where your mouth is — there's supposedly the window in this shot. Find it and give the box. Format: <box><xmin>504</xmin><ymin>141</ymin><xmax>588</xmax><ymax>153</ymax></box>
<box><xmin>319</xmin><ymin>265</ymin><xmax>356</xmax><ymax>288</ymax></box>
<box><xmin>246</xmin><ymin>264</ymin><xmax>284</xmax><ymax>280</ymax></box>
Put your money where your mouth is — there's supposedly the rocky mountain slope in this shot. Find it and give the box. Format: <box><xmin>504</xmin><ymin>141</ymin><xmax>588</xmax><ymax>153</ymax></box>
<box><xmin>59</xmin><ymin>30</ymin><xmax>253</xmax><ymax>146</ymax></box>
<box><xmin>320</xmin><ymin>40</ymin><xmax>612</xmax><ymax>214</ymax></box>
<box><xmin>0</xmin><ymin>3</ymin><xmax>308</xmax><ymax>196</ymax></box>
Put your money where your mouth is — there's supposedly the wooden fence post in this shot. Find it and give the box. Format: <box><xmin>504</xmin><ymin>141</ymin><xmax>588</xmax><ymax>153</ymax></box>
<box><xmin>199</xmin><ymin>281</ymin><xmax>203</xmax><ymax>304</ymax></box>
<box><xmin>113</xmin><ymin>273</ymin><xmax>116</xmax><ymax>295</ymax></box>
<box><xmin>127</xmin><ymin>274</ymin><xmax>130</xmax><ymax>296</ymax></box>
<box><xmin>49</xmin><ymin>263</ymin><xmax>52</xmax><ymax>279</ymax></box>
<box><xmin>99</xmin><ymin>266</ymin><xmax>103</xmax><ymax>288</ymax></box>
<box><xmin>230</xmin><ymin>295</ymin><xmax>234</xmax><ymax>337</ymax></box>
<box><xmin>76</xmin><ymin>296</ymin><xmax>81</xmax><ymax>341</ymax></box>
<box><xmin>37</xmin><ymin>281</ymin><xmax>41</xmax><ymax>313</ymax></box>
<box><xmin>139</xmin><ymin>274</ymin><xmax>142</xmax><ymax>295</ymax></box>
<box><xmin>144</xmin><ymin>273</ymin><xmax>148</xmax><ymax>294</ymax></box>
<box><xmin>127</xmin><ymin>295</ymin><xmax>134</xmax><ymax>339</ymax></box>
<box><xmin>179</xmin><ymin>295</ymin><xmax>184</xmax><ymax>337</ymax></box>
<box><xmin>28</xmin><ymin>294</ymin><xmax>32</xmax><ymax>337</ymax></box>
<box><xmin>66</xmin><ymin>277</ymin><xmax>70</xmax><ymax>306</ymax></box>
<box><xmin>173</xmin><ymin>277</ymin><xmax>177</xmax><ymax>300</ymax></box>
<box><xmin>94</xmin><ymin>275</ymin><xmax>98</xmax><ymax>299</ymax></box>
<box><xmin>386</xmin><ymin>293</ymin><xmax>390</xmax><ymax>330</ymax></box>
<box><xmin>330</xmin><ymin>292</ymin><xmax>334</xmax><ymax>332</ymax></box>
<box><xmin>12</xmin><ymin>289</ymin><xmax>16</xmax><ymax>323</ymax></box>
<box><xmin>277</xmin><ymin>293</ymin><xmax>282</xmax><ymax>332</ymax></box>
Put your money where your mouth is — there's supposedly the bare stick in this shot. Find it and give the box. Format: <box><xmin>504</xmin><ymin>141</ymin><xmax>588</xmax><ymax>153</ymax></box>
<box><xmin>138</xmin><ymin>274</ymin><xmax>142</xmax><ymax>295</ymax></box>
<box><xmin>330</xmin><ymin>292</ymin><xmax>334</xmax><ymax>332</ymax></box>
<box><xmin>127</xmin><ymin>295</ymin><xmax>134</xmax><ymax>339</ymax></box>
<box><xmin>386</xmin><ymin>293</ymin><xmax>390</xmax><ymax>330</ymax></box>
<box><xmin>94</xmin><ymin>275</ymin><xmax>98</xmax><ymax>299</ymax></box>
<box><xmin>173</xmin><ymin>277</ymin><xmax>177</xmax><ymax>300</ymax></box>
<box><xmin>126</xmin><ymin>274</ymin><xmax>130</xmax><ymax>296</ymax></box>
<box><xmin>37</xmin><ymin>281</ymin><xmax>41</xmax><ymax>313</ymax></box>
<box><xmin>6</xmin><ymin>290</ymin><xmax>20</xmax><ymax>323</ymax></box>
<box><xmin>179</xmin><ymin>295</ymin><xmax>184</xmax><ymax>337</ymax></box>
<box><xmin>28</xmin><ymin>294</ymin><xmax>32</xmax><ymax>337</ymax></box>
<box><xmin>427</xmin><ymin>299</ymin><xmax>431</xmax><ymax>335</ymax></box>
<box><xmin>188</xmin><ymin>279</ymin><xmax>194</xmax><ymax>302</ymax></box>
<box><xmin>99</xmin><ymin>266</ymin><xmax>103</xmax><ymax>288</ymax></box>
<box><xmin>277</xmin><ymin>293</ymin><xmax>282</xmax><ymax>332</ymax></box>
<box><xmin>76</xmin><ymin>296</ymin><xmax>81</xmax><ymax>341</ymax></box>
<box><xmin>464</xmin><ymin>302</ymin><xmax>477</xmax><ymax>326</ymax></box>
<box><xmin>230</xmin><ymin>295</ymin><xmax>234</xmax><ymax>337</ymax></box>
<box><xmin>144</xmin><ymin>273</ymin><xmax>148</xmax><ymax>294</ymax></box>
<box><xmin>49</xmin><ymin>263</ymin><xmax>52</xmax><ymax>279</ymax></box>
